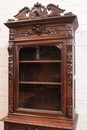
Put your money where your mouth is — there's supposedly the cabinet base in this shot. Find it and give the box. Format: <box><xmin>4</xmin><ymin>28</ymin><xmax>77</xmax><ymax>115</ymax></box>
<box><xmin>2</xmin><ymin>114</ymin><xmax>78</xmax><ymax>130</ymax></box>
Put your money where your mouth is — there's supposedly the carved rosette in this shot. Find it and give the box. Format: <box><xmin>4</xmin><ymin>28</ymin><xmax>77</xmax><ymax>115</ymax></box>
<box><xmin>66</xmin><ymin>39</ymin><xmax>73</xmax><ymax>118</ymax></box>
<box><xmin>32</xmin><ymin>24</ymin><xmax>45</xmax><ymax>35</ymax></box>
<box><xmin>8</xmin><ymin>42</ymin><xmax>14</xmax><ymax>113</ymax></box>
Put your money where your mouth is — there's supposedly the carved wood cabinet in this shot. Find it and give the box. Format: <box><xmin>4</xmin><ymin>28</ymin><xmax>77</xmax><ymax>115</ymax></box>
<box><xmin>2</xmin><ymin>2</ymin><xmax>79</xmax><ymax>130</ymax></box>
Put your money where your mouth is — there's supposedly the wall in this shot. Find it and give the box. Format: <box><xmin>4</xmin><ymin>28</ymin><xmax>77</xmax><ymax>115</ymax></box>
<box><xmin>0</xmin><ymin>0</ymin><xmax>87</xmax><ymax>130</ymax></box>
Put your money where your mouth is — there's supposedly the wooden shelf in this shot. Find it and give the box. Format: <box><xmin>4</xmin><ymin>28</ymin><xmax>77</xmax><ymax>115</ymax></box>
<box><xmin>19</xmin><ymin>60</ymin><xmax>61</xmax><ymax>63</ymax></box>
<box><xmin>19</xmin><ymin>81</ymin><xmax>61</xmax><ymax>85</ymax></box>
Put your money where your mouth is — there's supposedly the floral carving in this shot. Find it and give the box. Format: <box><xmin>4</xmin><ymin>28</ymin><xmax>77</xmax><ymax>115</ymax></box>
<box><xmin>32</xmin><ymin>24</ymin><xmax>45</xmax><ymax>35</ymax></box>
<box><xmin>17</xmin><ymin>25</ymin><xmax>63</xmax><ymax>37</ymax></box>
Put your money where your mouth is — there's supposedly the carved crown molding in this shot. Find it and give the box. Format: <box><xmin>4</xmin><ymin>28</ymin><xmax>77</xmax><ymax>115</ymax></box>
<box><xmin>10</xmin><ymin>2</ymin><xmax>67</xmax><ymax>21</ymax></box>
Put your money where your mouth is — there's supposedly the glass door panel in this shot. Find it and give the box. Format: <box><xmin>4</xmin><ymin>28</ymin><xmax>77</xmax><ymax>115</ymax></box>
<box><xmin>19</xmin><ymin>84</ymin><xmax>61</xmax><ymax>111</ymax></box>
<box><xmin>19</xmin><ymin>45</ymin><xmax>61</xmax><ymax>111</ymax></box>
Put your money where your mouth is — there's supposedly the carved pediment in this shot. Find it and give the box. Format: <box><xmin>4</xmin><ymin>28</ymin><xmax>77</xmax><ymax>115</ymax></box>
<box><xmin>13</xmin><ymin>2</ymin><xmax>65</xmax><ymax>20</ymax></box>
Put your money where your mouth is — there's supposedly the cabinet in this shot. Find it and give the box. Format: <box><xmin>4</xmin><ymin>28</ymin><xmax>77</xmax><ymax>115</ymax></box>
<box><xmin>2</xmin><ymin>2</ymin><xmax>79</xmax><ymax>130</ymax></box>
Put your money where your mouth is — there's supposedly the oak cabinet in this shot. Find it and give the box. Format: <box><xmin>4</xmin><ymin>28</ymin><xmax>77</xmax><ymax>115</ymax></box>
<box><xmin>2</xmin><ymin>2</ymin><xmax>78</xmax><ymax>130</ymax></box>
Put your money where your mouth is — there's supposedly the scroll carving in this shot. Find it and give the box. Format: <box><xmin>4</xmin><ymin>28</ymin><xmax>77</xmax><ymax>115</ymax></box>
<box><xmin>47</xmin><ymin>4</ymin><xmax>65</xmax><ymax>17</ymax></box>
<box><xmin>13</xmin><ymin>2</ymin><xmax>65</xmax><ymax>20</ymax></box>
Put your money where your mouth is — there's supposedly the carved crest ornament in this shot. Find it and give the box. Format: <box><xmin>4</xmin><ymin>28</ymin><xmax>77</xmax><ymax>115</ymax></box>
<box><xmin>8</xmin><ymin>2</ymin><xmax>74</xmax><ymax>21</ymax></box>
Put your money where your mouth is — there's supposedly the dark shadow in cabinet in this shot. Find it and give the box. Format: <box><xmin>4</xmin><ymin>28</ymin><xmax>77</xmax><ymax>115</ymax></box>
<box><xmin>19</xmin><ymin>84</ymin><xmax>61</xmax><ymax>111</ymax></box>
<box><xmin>19</xmin><ymin>45</ymin><xmax>61</xmax><ymax>111</ymax></box>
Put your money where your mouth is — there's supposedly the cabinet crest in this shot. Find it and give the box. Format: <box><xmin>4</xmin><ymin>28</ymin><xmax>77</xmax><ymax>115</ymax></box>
<box><xmin>13</xmin><ymin>2</ymin><xmax>65</xmax><ymax>20</ymax></box>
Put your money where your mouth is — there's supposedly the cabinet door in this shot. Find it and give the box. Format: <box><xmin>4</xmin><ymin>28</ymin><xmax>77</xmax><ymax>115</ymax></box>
<box><xmin>13</xmin><ymin>41</ymin><xmax>67</xmax><ymax>118</ymax></box>
<box><xmin>19</xmin><ymin>45</ymin><xmax>61</xmax><ymax>111</ymax></box>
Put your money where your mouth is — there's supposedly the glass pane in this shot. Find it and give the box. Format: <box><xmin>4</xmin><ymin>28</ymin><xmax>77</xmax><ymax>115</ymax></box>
<box><xmin>19</xmin><ymin>84</ymin><xmax>61</xmax><ymax>111</ymax></box>
<box><xmin>19</xmin><ymin>45</ymin><xmax>61</xmax><ymax>111</ymax></box>
<box><xmin>19</xmin><ymin>63</ymin><xmax>61</xmax><ymax>82</ymax></box>
<box><xmin>19</xmin><ymin>46</ymin><xmax>61</xmax><ymax>60</ymax></box>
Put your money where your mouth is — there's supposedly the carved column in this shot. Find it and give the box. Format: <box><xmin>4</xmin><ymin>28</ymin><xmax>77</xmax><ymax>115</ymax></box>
<box><xmin>8</xmin><ymin>35</ymin><xmax>14</xmax><ymax>113</ymax></box>
<box><xmin>66</xmin><ymin>39</ymin><xmax>73</xmax><ymax>118</ymax></box>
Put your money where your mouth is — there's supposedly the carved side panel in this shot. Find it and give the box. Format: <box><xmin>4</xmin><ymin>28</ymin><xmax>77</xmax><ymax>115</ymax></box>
<box><xmin>4</xmin><ymin>122</ymin><xmax>72</xmax><ymax>130</ymax></box>
<box><xmin>66</xmin><ymin>39</ymin><xmax>73</xmax><ymax>118</ymax></box>
<box><xmin>8</xmin><ymin>41</ymin><xmax>14</xmax><ymax>113</ymax></box>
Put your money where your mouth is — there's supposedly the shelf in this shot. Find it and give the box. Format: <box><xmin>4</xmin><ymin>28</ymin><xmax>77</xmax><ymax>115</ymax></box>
<box><xmin>19</xmin><ymin>60</ymin><xmax>61</xmax><ymax>63</ymax></box>
<box><xmin>19</xmin><ymin>81</ymin><xmax>61</xmax><ymax>85</ymax></box>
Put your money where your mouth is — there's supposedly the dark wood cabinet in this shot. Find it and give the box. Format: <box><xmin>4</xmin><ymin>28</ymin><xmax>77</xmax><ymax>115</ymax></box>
<box><xmin>2</xmin><ymin>2</ymin><xmax>79</xmax><ymax>130</ymax></box>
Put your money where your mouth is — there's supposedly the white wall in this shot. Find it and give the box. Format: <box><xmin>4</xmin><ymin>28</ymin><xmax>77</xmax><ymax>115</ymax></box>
<box><xmin>0</xmin><ymin>0</ymin><xmax>87</xmax><ymax>130</ymax></box>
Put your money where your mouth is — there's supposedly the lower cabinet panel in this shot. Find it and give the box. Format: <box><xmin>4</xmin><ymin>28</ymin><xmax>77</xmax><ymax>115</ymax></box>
<box><xmin>4</xmin><ymin>122</ymin><xmax>71</xmax><ymax>130</ymax></box>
